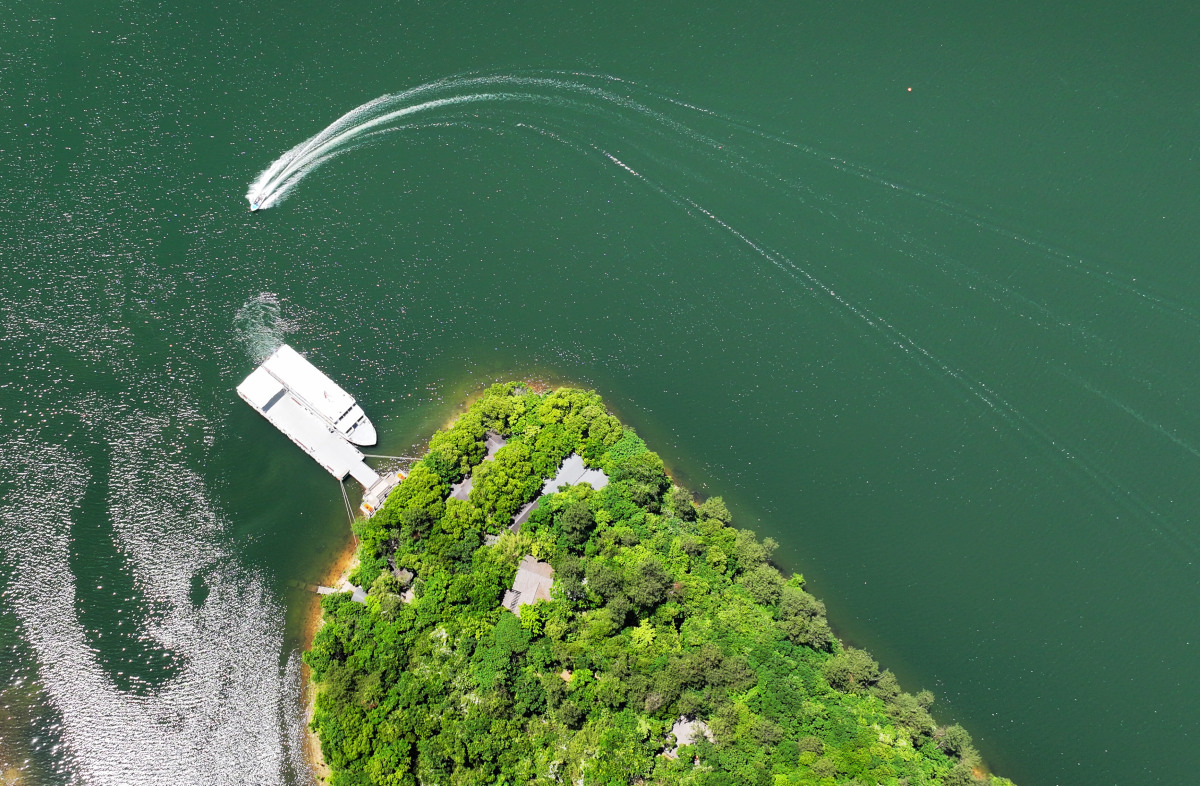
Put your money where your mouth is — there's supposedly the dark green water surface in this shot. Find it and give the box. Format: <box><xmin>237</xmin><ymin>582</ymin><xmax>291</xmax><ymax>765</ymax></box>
<box><xmin>2</xmin><ymin>2</ymin><xmax>1199</xmax><ymax>784</ymax></box>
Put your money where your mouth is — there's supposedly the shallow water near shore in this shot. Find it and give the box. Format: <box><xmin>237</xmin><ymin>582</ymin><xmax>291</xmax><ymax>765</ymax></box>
<box><xmin>3</xmin><ymin>2</ymin><xmax>1200</xmax><ymax>784</ymax></box>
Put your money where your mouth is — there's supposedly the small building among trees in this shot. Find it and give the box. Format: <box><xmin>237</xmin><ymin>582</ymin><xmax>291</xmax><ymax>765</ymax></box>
<box><xmin>663</xmin><ymin>717</ymin><xmax>714</xmax><ymax>759</ymax></box>
<box><xmin>501</xmin><ymin>555</ymin><xmax>555</xmax><ymax>613</ymax></box>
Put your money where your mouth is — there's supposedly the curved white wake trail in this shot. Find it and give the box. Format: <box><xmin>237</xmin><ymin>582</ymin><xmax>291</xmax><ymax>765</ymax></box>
<box><xmin>249</xmin><ymin>92</ymin><xmax>531</xmax><ymax>210</ymax></box>
<box><xmin>245</xmin><ymin>73</ymin><xmax>719</xmax><ymax>211</ymax></box>
<box><xmin>586</xmin><ymin>140</ymin><xmax>1200</xmax><ymax>559</ymax></box>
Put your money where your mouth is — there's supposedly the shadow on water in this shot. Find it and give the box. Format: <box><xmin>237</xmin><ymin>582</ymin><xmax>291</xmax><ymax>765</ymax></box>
<box><xmin>70</xmin><ymin>438</ymin><xmax>184</xmax><ymax>696</ymax></box>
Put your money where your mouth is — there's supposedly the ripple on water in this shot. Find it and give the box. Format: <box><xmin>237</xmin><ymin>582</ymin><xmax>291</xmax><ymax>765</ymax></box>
<box><xmin>233</xmin><ymin>293</ymin><xmax>299</xmax><ymax>365</ymax></box>
<box><xmin>0</xmin><ymin>418</ymin><xmax>299</xmax><ymax>785</ymax></box>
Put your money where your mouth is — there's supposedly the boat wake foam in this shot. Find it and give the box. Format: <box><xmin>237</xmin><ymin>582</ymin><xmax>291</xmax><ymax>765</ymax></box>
<box><xmin>233</xmin><ymin>292</ymin><xmax>297</xmax><ymax>364</ymax></box>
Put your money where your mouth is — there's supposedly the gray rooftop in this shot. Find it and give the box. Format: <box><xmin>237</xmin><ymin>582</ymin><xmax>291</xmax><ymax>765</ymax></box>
<box><xmin>664</xmin><ymin>717</ymin><xmax>714</xmax><ymax>758</ymax></box>
<box><xmin>501</xmin><ymin>555</ymin><xmax>555</xmax><ymax>613</ymax></box>
<box><xmin>541</xmin><ymin>453</ymin><xmax>608</xmax><ymax>495</ymax></box>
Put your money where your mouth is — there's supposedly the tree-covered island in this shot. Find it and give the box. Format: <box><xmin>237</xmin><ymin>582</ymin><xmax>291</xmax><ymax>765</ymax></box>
<box><xmin>306</xmin><ymin>384</ymin><xmax>1015</xmax><ymax>786</ymax></box>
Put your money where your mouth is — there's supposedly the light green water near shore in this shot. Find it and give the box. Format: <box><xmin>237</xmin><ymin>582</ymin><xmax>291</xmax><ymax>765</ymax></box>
<box><xmin>2</xmin><ymin>2</ymin><xmax>1199</xmax><ymax>784</ymax></box>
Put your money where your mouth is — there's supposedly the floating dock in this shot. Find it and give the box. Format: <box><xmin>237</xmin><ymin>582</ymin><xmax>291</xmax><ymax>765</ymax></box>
<box><xmin>237</xmin><ymin>345</ymin><xmax>399</xmax><ymax>516</ymax></box>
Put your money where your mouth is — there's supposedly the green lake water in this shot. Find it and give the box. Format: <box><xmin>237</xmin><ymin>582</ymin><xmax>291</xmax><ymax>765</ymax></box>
<box><xmin>2</xmin><ymin>2</ymin><xmax>1198</xmax><ymax>783</ymax></box>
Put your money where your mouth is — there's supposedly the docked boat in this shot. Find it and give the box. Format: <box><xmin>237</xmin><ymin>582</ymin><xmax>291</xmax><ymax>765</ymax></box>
<box><xmin>256</xmin><ymin>344</ymin><xmax>376</xmax><ymax>446</ymax></box>
<box><xmin>237</xmin><ymin>344</ymin><xmax>399</xmax><ymax>517</ymax></box>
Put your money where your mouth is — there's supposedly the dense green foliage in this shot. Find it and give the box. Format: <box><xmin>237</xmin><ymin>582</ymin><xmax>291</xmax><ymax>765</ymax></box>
<box><xmin>308</xmin><ymin>384</ymin><xmax>1015</xmax><ymax>786</ymax></box>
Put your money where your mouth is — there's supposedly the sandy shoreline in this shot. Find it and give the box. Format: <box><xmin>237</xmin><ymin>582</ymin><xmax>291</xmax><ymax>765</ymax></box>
<box><xmin>299</xmin><ymin>537</ymin><xmax>360</xmax><ymax>783</ymax></box>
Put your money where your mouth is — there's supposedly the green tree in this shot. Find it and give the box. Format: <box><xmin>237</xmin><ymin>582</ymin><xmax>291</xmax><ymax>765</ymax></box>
<box><xmin>558</xmin><ymin>700</ymin><xmax>584</xmax><ymax>729</ymax></box>
<box><xmin>627</xmin><ymin>557</ymin><xmax>671</xmax><ymax>610</ymax></box>
<box><xmin>631</xmin><ymin>619</ymin><xmax>657</xmax><ymax>650</ymax></box>
<box><xmin>424</xmin><ymin>410</ymin><xmax>486</xmax><ymax>483</ymax></box>
<box><xmin>696</xmin><ymin>496</ymin><xmax>732</xmax><ymax>525</ymax></box>
<box><xmin>561</xmin><ymin>500</ymin><xmax>595</xmax><ymax>546</ymax></box>
<box><xmin>601</xmin><ymin>429</ymin><xmax>648</xmax><ymax>475</ymax></box>
<box><xmin>612</xmin><ymin>451</ymin><xmax>670</xmax><ymax>506</ymax></box>
<box><xmin>938</xmin><ymin>724</ymin><xmax>981</xmax><ymax>765</ymax></box>
<box><xmin>470</xmin><ymin>442</ymin><xmax>539</xmax><ymax>527</ymax></box>
<box><xmin>580</xmin><ymin>404</ymin><xmax>622</xmax><ymax>462</ymax></box>
<box><xmin>378</xmin><ymin>464</ymin><xmax>448</xmax><ymax>533</ymax></box>
<box><xmin>885</xmin><ymin>691</ymin><xmax>936</xmax><ymax>737</ymax></box>
<box><xmin>821</xmin><ymin>648</ymin><xmax>880</xmax><ymax>694</ymax></box>
<box><xmin>551</xmin><ymin>553</ymin><xmax>586</xmax><ymax>601</ymax></box>
<box><xmin>778</xmin><ymin>585</ymin><xmax>833</xmax><ymax>650</ymax></box>
<box><xmin>519</xmin><ymin>601</ymin><xmax>549</xmax><ymax>636</ymax></box>
<box><xmin>732</xmin><ymin>529</ymin><xmax>778</xmax><ymax>572</ymax></box>
<box><xmin>438</xmin><ymin>498</ymin><xmax>485</xmax><ymax>540</ymax></box>
<box><xmin>942</xmin><ymin>761</ymin><xmax>981</xmax><ymax>786</ymax></box>
<box><xmin>740</xmin><ymin>564</ymin><xmax>785</xmax><ymax>605</ymax></box>
<box><xmin>586</xmin><ymin>559</ymin><xmax>624</xmax><ymax>600</ymax></box>
<box><xmin>668</xmin><ymin>486</ymin><xmax>696</xmax><ymax>520</ymax></box>
<box><xmin>475</xmin><ymin>383</ymin><xmax>525</xmax><ymax>433</ymax></box>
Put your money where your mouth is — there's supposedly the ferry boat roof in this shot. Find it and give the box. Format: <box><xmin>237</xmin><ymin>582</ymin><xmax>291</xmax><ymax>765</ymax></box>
<box><xmin>238</xmin><ymin>365</ymin><xmax>379</xmax><ymax>487</ymax></box>
<box><xmin>260</xmin><ymin>344</ymin><xmax>376</xmax><ymax>446</ymax></box>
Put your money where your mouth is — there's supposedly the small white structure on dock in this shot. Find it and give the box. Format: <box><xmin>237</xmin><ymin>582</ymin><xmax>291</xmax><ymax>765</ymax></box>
<box><xmin>237</xmin><ymin>344</ymin><xmax>399</xmax><ymax>516</ymax></box>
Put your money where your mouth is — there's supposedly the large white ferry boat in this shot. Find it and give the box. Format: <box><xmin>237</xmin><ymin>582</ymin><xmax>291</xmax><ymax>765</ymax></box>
<box><xmin>254</xmin><ymin>344</ymin><xmax>376</xmax><ymax>446</ymax></box>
